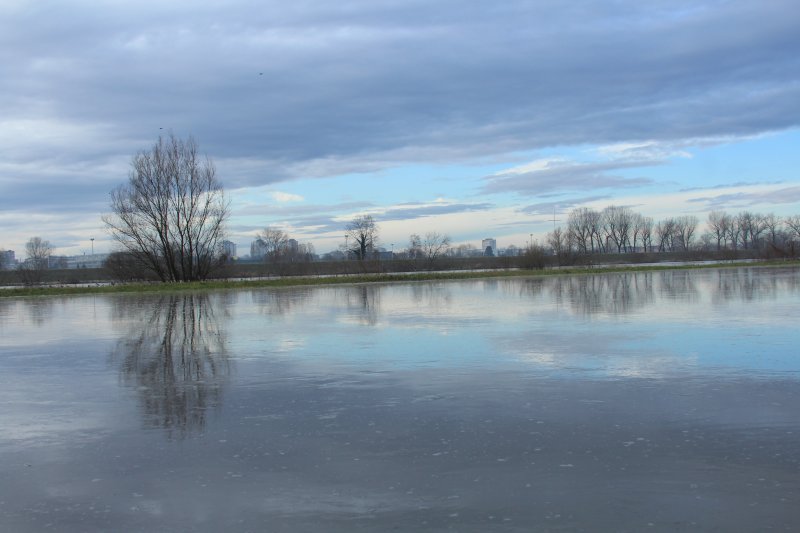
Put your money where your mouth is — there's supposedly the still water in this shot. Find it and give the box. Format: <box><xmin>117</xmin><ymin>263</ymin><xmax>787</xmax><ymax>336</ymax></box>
<box><xmin>1</xmin><ymin>266</ymin><xmax>799</xmax><ymax>532</ymax></box>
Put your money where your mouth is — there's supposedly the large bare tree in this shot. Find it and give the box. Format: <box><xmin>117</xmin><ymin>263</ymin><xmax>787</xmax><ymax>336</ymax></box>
<box><xmin>25</xmin><ymin>236</ymin><xmax>54</xmax><ymax>270</ymax></box>
<box><xmin>417</xmin><ymin>232</ymin><xmax>451</xmax><ymax>269</ymax></box>
<box><xmin>346</xmin><ymin>215</ymin><xmax>379</xmax><ymax>260</ymax></box>
<box><xmin>255</xmin><ymin>227</ymin><xmax>290</xmax><ymax>262</ymax></box>
<box><xmin>104</xmin><ymin>134</ymin><xmax>229</xmax><ymax>282</ymax></box>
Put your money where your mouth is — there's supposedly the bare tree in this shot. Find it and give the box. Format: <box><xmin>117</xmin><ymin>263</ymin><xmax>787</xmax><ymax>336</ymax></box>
<box><xmin>346</xmin><ymin>215</ymin><xmax>378</xmax><ymax>260</ymax></box>
<box><xmin>418</xmin><ymin>232</ymin><xmax>451</xmax><ymax>269</ymax></box>
<box><xmin>655</xmin><ymin>218</ymin><xmax>676</xmax><ymax>252</ymax></box>
<box><xmin>602</xmin><ymin>205</ymin><xmax>634</xmax><ymax>253</ymax></box>
<box><xmin>673</xmin><ymin>215</ymin><xmax>699</xmax><ymax>251</ymax></box>
<box><xmin>568</xmin><ymin>207</ymin><xmax>603</xmax><ymax>254</ymax></box>
<box><xmin>25</xmin><ymin>236</ymin><xmax>54</xmax><ymax>270</ymax></box>
<box><xmin>707</xmin><ymin>211</ymin><xmax>730</xmax><ymax>250</ymax></box>
<box><xmin>255</xmin><ymin>227</ymin><xmax>289</xmax><ymax>262</ymax></box>
<box><xmin>761</xmin><ymin>213</ymin><xmax>782</xmax><ymax>245</ymax></box>
<box><xmin>726</xmin><ymin>215</ymin><xmax>741</xmax><ymax>250</ymax></box>
<box><xmin>637</xmin><ymin>215</ymin><xmax>654</xmax><ymax>252</ymax></box>
<box><xmin>103</xmin><ymin>134</ymin><xmax>229</xmax><ymax>282</ymax></box>
<box><xmin>736</xmin><ymin>211</ymin><xmax>766</xmax><ymax>249</ymax></box>
<box><xmin>785</xmin><ymin>215</ymin><xmax>800</xmax><ymax>241</ymax></box>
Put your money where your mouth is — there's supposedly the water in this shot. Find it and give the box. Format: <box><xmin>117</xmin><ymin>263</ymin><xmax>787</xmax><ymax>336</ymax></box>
<box><xmin>1</xmin><ymin>266</ymin><xmax>799</xmax><ymax>531</ymax></box>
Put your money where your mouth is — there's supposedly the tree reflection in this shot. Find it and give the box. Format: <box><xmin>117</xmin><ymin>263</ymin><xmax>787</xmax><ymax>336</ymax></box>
<box><xmin>658</xmin><ymin>270</ymin><xmax>700</xmax><ymax>302</ymax></box>
<box><xmin>710</xmin><ymin>267</ymin><xmax>794</xmax><ymax>304</ymax></box>
<box><xmin>251</xmin><ymin>287</ymin><xmax>314</xmax><ymax>316</ymax></box>
<box><xmin>553</xmin><ymin>273</ymin><xmax>656</xmax><ymax>316</ymax></box>
<box><xmin>344</xmin><ymin>285</ymin><xmax>381</xmax><ymax>326</ymax></box>
<box><xmin>110</xmin><ymin>294</ymin><xmax>230</xmax><ymax>438</ymax></box>
<box><xmin>410</xmin><ymin>282</ymin><xmax>453</xmax><ymax>310</ymax></box>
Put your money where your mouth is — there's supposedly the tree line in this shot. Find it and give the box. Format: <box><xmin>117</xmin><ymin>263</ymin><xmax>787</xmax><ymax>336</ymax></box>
<box><xmin>544</xmin><ymin>205</ymin><xmax>800</xmax><ymax>259</ymax></box>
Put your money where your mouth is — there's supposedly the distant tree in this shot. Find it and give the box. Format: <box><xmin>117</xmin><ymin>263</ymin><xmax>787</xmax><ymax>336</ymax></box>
<box><xmin>255</xmin><ymin>227</ymin><xmax>290</xmax><ymax>262</ymax></box>
<box><xmin>762</xmin><ymin>213</ymin><xmax>782</xmax><ymax>245</ymax></box>
<box><xmin>547</xmin><ymin>227</ymin><xmax>577</xmax><ymax>265</ymax></box>
<box><xmin>673</xmin><ymin>216</ymin><xmax>699</xmax><ymax>251</ymax></box>
<box><xmin>638</xmin><ymin>215</ymin><xmax>654</xmax><ymax>252</ymax></box>
<box><xmin>568</xmin><ymin>207</ymin><xmax>603</xmax><ymax>254</ymax></box>
<box><xmin>601</xmin><ymin>205</ymin><xmax>634</xmax><ymax>253</ymax></box>
<box><xmin>408</xmin><ymin>234</ymin><xmax>422</xmax><ymax>260</ymax></box>
<box><xmin>103</xmin><ymin>134</ymin><xmax>229</xmax><ymax>282</ymax></box>
<box><xmin>785</xmin><ymin>215</ymin><xmax>800</xmax><ymax>241</ymax></box>
<box><xmin>521</xmin><ymin>241</ymin><xmax>547</xmax><ymax>269</ymax></box>
<box><xmin>346</xmin><ymin>215</ymin><xmax>378</xmax><ymax>260</ymax></box>
<box><xmin>418</xmin><ymin>232</ymin><xmax>451</xmax><ymax>269</ymax></box>
<box><xmin>25</xmin><ymin>237</ymin><xmax>54</xmax><ymax>270</ymax></box>
<box><xmin>655</xmin><ymin>218</ymin><xmax>676</xmax><ymax>252</ymax></box>
<box><xmin>706</xmin><ymin>211</ymin><xmax>728</xmax><ymax>250</ymax></box>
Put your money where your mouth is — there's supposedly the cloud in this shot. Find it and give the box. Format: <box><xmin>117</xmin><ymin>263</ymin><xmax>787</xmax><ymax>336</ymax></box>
<box><xmin>518</xmin><ymin>196</ymin><xmax>611</xmax><ymax>216</ymax></box>
<box><xmin>2</xmin><ymin>0</ymin><xmax>800</xmax><ymax>251</ymax></box>
<box><xmin>377</xmin><ymin>201</ymin><xmax>495</xmax><ymax>222</ymax></box>
<box><xmin>688</xmin><ymin>186</ymin><xmax>800</xmax><ymax>209</ymax></box>
<box><xmin>270</xmin><ymin>191</ymin><xmax>303</xmax><ymax>203</ymax></box>
<box><xmin>482</xmin><ymin>158</ymin><xmax>656</xmax><ymax>195</ymax></box>
<box><xmin>3</xmin><ymin>1</ymin><xmax>799</xmax><ymax>181</ymax></box>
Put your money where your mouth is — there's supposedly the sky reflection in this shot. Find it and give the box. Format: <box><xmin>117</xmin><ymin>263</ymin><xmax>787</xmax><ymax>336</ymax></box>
<box><xmin>1</xmin><ymin>266</ymin><xmax>799</xmax><ymax>531</ymax></box>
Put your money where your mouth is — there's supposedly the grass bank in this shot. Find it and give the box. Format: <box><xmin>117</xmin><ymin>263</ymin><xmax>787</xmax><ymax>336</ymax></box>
<box><xmin>2</xmin><ymin>259</ymin><xmax>798</xmax><ymax>299</ymax></box>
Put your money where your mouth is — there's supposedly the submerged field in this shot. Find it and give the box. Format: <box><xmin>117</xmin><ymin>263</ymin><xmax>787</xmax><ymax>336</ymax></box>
<box><xmin>1</xmin><ymin>265</ymin><xmax>799</xmax><ymax>531</ymax></box>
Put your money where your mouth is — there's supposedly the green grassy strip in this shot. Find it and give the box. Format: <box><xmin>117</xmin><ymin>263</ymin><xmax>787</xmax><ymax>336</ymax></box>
<box><xmin>1</xmin><ymin>259</ymin><xmax>798</xmax><ymax>299</ymax></box>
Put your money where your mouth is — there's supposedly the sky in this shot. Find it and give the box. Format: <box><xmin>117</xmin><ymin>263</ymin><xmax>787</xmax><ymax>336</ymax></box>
<box><xmin>1</xmin><ymin>0</ymin><xmax>799</xmax><ymax>257</ymax></box>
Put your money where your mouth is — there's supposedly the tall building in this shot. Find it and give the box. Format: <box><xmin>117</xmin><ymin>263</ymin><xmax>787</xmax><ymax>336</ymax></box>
<box><xmin>221</xmin><ymin>240</ymin><xmax>237</xmax><ymax>259</ymax></box>
<box><xmin>250</xmin><ymin>239</ymin><xmax>267</xmax><ymax>259</ymax></box>
<box><xmin>0</xmin><ymin>250</ymin><xmax>16</xmax><ymax>270</ymax></box>
<box><xmin>481</xmin><ymin>238</ymin><xmax>497</xmax><ymax>256</ymax></box>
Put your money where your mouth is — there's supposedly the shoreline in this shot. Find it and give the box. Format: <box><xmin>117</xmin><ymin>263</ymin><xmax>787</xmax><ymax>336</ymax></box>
<box><xmin>2</xmin><ymin>259</ymin><xmax>797</xmax><ymax>299</ymax></box>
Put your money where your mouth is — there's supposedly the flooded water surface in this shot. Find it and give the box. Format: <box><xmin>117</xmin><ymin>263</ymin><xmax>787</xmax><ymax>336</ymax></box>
<box><xmin>1</xmin><ymin>266</ymin><xmax>799</xmax><ymax>531</ymax></box>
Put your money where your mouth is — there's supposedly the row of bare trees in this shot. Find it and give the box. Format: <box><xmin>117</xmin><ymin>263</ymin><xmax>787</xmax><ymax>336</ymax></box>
<box><xmin>253</xmin><ymin>228</ymin><xmax>316</xmax><ymax>263</ymax></box>
<box><xmin>706</xmin><ymin>211</ymin><xmax>799</xmax><ymax>251</ymax></box>
<box><xmin>564</xmin><ymin>206</ymin><xmax>699</xmax><ymax>254</ymax></box>
<box><xmin>553</xmin><ymin>205</ymin><xmax>800</xmax><ymax>257</ymax></box>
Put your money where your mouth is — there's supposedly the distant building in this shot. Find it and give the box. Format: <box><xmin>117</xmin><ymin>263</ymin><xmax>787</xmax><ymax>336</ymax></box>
<box><xmin>481</xmin><ymin>238</ymin><xmax>497</xmax><ymax>257</ymax></box>
<box><xmin>66</xmin><ymin>253</ymin><xmax>109</xmax><ymax>269</ymax></box>
<box><xmin>48</xmin><ymin>255</ymin><xmax>68</xmax><ymax>269</ymax></box>
<box><xmin>0</xmin><ymin>250</ymin><xmax>16</xmax><ymax>270</ymax></box>
<box><xmin>250</xmin><ymin>239</ymin><xmax>267</xmax><ymax>259</ymax></box>
<box><xmin>221</xmin><ymin>240</ymin><xmax>237</xmax><ymax>259</ymax></box>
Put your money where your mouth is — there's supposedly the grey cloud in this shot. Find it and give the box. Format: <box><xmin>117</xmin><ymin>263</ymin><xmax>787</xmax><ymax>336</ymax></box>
<box><xmin>482</xmin><ymin>160</ymin><xmax>656</xmax><ymax>196</ymax></box>
<box><xmin>518</xmin><ymin>196</ymin><xmax>611</xmax><ymax>216</ymax></box>
<box><xmin>4</xmin><ymin>1</ymin><xmax>799</xmax><ymax>173</ymax></box>
<box><xmin>2</xmin><ymin>0</ymin><xmax>799</xmax><ymax>245</ymax></box>
<box><xmin>688</xmin><ymin>186</ymin><xmax>800</xmax><ymax>209</ymax></box>
<box><xmin>379</xmin><ymin>202</ymin><xmax>494</xmax><ymax>222</ymax></box>
<box><xmin>679</xmin><ymin>180</ymin><xmax>785</xmax><ymax>193</ymax></box>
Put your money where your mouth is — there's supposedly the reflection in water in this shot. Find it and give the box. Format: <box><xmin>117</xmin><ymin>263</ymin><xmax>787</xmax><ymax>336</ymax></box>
<box><xmin>712</xmin><ymin>267</ymin><xmax>788</xmax><ymax>304</ymax></box>
<box><xmin>659</xmin><ymin>270</ymin><xmax>700</xmax><ymax>302</ymax></box>
<box><xmin>343</xmin><ymin>285</ymin><xmax>381</xmax><ymax>326</ymax></box>
<box><xmin>26</xmin><ymin>298</ymin><xmax>56</xmax><ymax>326</ymax></box>
<box><xmin>506</xmin><ymin>267</ymin><xmax>799</xmax><ymax>316</ymax></box>
<box><xmin>251</xmin><ymin>287</ymin><xmax>314</xmax><ymax>316</ymax></box>
<box><xmin>110</xmin><ymin>294</ymin><xmax>230</xmax><ymax>437</ymax></box>
<box><xmin>409</xmin><ymin>282</ymin><xmax>453</xmax><ymax>310</ymax></box>
<box><xmin>550</xmin><ymin>273</ymin><xmax>656</xmax><ymax>316</ymax></box>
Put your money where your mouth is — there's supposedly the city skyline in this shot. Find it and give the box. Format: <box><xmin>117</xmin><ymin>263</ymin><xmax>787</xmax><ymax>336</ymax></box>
<box><xmin>2</xmin><ymin>1</ymin><xmax>799</xmax><ymax>257</ymax></box>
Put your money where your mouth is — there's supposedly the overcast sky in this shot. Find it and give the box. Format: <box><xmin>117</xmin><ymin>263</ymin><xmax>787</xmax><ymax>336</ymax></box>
<box><xmin>1</xmin><ymin>0</ymin><xmax>799</xmax><ymax>256</ymax></box>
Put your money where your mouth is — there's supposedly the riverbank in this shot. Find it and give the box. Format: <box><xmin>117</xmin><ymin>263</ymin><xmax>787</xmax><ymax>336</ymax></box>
<box><xmin>2</xmin><ymin>259</ymin><xmax>797</xmax><ymax>298</ymax></box>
